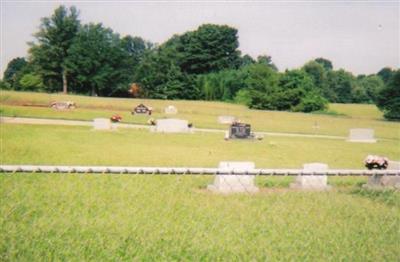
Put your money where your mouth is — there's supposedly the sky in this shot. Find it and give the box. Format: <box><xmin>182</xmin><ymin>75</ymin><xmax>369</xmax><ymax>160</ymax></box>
<box><xmin>1</xmin><ymin>0</ymin><xmax>399</xmax><ymax>76</ymax></box>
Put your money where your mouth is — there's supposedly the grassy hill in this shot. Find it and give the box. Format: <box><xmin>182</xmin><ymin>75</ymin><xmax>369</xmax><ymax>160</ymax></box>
<box><xmin>1</xmin><ymin>90</ymin><xmax>399</xmax><ymax>139</ymax></box>
<box><xmin>1</xmin><ymin>90</ymin><xmax>399</xmax><ymax>260</ymax></box>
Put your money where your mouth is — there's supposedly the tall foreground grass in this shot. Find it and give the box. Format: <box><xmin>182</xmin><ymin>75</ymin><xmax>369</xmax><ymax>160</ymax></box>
<box><xmin>0</xmin><ymin>174</ymin><xmax>399</xmax><ymax>261</ymax></box>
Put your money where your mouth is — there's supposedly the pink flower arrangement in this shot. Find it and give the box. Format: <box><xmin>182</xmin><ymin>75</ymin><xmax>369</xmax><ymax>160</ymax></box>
<box><xmin>364</xmin><ymin>155</ymin><xmax>388</xmax><ymax>170</ymax></box>
<box><xmin>110</xmin><ymin>114</ymin><xmax>122</xmax><ymax>122</ymax></box>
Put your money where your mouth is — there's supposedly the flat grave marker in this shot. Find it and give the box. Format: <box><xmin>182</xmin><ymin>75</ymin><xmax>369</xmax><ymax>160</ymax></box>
<box><xmin>152</xmin><ymin>119</ymin><xmax>190</xmax><ymax>133</ymax></box>
<box><xmin>93</xmin><ymin>118</ymin><xmax>112</xmax><ymax>130</ymax></box>
<box><xmin>348</xmin><ymin>128</ymin><xmax>376</xmax><ymax>143</ymax></box>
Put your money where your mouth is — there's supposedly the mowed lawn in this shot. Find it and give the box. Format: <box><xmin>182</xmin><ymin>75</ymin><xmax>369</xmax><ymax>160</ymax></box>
<box><xmin>1</xmin><ymin>90</ymin><xmax>399</xmax><ymax>140</ymax></box>
<box><xmin>2</xmin><ymin>124</ymin><xmax>399</xmax><ymax>168</ymax></box>
<box><xmin>1</xmin><ymin>92</ymin><xmax>400</xmax><ymax>260</ymax></box>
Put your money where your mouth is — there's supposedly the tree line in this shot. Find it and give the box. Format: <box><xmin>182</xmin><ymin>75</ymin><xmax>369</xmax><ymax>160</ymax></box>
<box><xmin>1</xmin><ymin>5</ymin><xmax>399</xmax><ymax>119</ymax></box>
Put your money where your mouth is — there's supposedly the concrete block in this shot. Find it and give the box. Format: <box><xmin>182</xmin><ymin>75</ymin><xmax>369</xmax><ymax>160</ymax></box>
<box><xmin>93</xmin><ymin>118</ymin><xmax>112</xmax><ymax>130</ymax></box>
<box><xmin>208</xmin><ymin>162</ymin><xmax>259</xmax><ymax>193</ymax></box>
<box><xmin>290</xmin><ymin>163</ymin><xmax>331</xmax><ymax>190</ymax></box>
<box><xmin>348</xmin><ymin>128</ymin><xmax>376</xmax><ymax>143</ymax></box>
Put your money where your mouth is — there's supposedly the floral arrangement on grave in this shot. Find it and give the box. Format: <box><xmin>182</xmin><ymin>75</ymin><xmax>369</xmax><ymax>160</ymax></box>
<box><xmin>364</xmin><ymin>155</ymin><xmax>389</xmax><ymax>170</ymax></box>
<box><xmin>147</xmin><ymin>118</ymin><xmax>156</xmax><ymax>125</ymax></box>
<box><xmin>110</xmin><ymin>114</ymin><xmax>122</xmax><ymax>122</ymax></box>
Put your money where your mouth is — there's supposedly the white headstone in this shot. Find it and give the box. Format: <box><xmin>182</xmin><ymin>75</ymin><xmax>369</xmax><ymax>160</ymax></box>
<box><xmin>207</xmin><ymin>161</ymin><xmax>259</xmax><ymax>193</ymax></box>
<box><xmin>290</xmin><ymin>163</ymin><xmax>331</xmax><ymax>190</ymax></box>
<box><xmin>93</xmin><ymin>118</ymin><xmax>112</xmax><ymax>130</ymax></box>
<box><xmin>153</xmin><ymin>119</ymin><xmax>189</xmax><ymax>133</ymax></box>
<box><xmin>218</xmin><ymin>115</ymin><xmax>236</xmax><ymax>124</ymax></box>
<box><xmin>164</xmin><ymin>105</ymin><xmax>178</xmax><ymax>114</ymax></box>
<box><xmin>348</xmin><ymin>128</ymin><xmax>376</xmax><ymax>143</ymax></box>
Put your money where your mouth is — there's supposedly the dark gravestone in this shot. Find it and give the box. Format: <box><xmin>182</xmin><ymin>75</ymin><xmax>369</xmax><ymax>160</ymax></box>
<box><xmin>230</xmin><ymin>123</ymin><xmax>251</xmax><ymax>139</ymax></box>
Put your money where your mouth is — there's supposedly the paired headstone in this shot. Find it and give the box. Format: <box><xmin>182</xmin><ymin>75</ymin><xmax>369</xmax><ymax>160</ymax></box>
<box><xmin>93</xmin><ymin>118</ymin><xmax>112</xmax><ymax>130</ymax></box>
<box><xmin>164</xmin><ymin>105</ymin><xmax>178</xmax><ymax>114</ymax></box>
<box><xmin>218</xmin><ymin>115</ymin><xmax>236</xmax><ymax>124</ymax></box>
<box><xmin>348</xmin><ymin>128</ymin><xmax>376</xmax><ymax>143</ymax></box>
<box><xmin>132</xmin><ymin>104</ymin><xmax>152</xmax><ymax>115</ymax></box>
<box><xmin>152</xmin><ymin>119</ymin><xmax>190</xmax><ymax>133</ymax></box>
<box><xmin>290</xmin><ymin>163</ymin><xmax>331</xmax><ymax>190</ymax></box>
<box><xmin>207</xmin><ymin>162</ymin><xmax>259</xmax><ymax>193</ymax></box>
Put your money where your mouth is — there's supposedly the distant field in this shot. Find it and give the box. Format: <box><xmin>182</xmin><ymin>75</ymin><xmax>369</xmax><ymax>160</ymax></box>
<box><xmin>1</xmin><ymin>91</ymin><xmax>399</xmax><ymax>140</ymax></box>
<box><xmin>2</xmin><ymin>124</ymin><xmax>399</xmax><ymax>168</ymax></box>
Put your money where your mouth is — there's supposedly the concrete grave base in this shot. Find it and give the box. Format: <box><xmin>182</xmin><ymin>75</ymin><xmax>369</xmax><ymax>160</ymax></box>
<box><xmin>207</xmin><ymin>162</ymin><xmax>259</xmax><ymax>193</ymax></box>
<box><xmin>347</xmin><ymin>128</ymin><xmax>376</xmax><ymax>143</ymax></box>
<box><xmin>290</xmin><ymin>163</ymin><xmax>331</xmax><ymax>190</ymax></box>
<box><xmin>93</xmin><ymin>118</ymin><xmax>114</xmax><ymax>130</ymax></box>
<box><xmin>387</xmin><ymin>161</ymin><xmax>400</xmax><ymax>170</ymax></box>
<box><xmin>363</xmin><ymin>175</ymin><xmax>400</xmax><ymax>190</ymax></box>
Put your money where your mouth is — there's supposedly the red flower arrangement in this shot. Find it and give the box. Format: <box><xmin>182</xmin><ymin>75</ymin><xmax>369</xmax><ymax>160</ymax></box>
<box><xmin>364</xmin><ymin>155</ymin><xmax>388</xmax><ymax>170</ymax></box>
<box><xmin>110</xmin><ymin>114</ymin><xmax>122</xmax><ymax>122</ymax></box>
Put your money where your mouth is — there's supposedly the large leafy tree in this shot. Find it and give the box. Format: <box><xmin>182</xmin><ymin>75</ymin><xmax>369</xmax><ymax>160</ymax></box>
<box><xmin>376</xmin><ymin>70</ymin><xmax>400</xmax><ymax>120</ymax></box>
<box><xmin>29</xmin><ymin>5</ymin><xmax>80</xmax><ymax>93</ymax></box>
<box><xmin>377</xmin><ymin>67</ymin><xmax>394</xmax><ymax>84</ymax></box>
<box><xmin>172</xmin><ymin>24</ymin><xmax>241</xmax><ymax>74</ymax></box>
<box><xmin>325</xmin><ymin>69</ymin><xmax>355</xmax><ymax>103</ymax></box>
<box><xmin>66</xmin><ymin>23</ymin><xmax>131</xmax><ymax>96</ymax></box>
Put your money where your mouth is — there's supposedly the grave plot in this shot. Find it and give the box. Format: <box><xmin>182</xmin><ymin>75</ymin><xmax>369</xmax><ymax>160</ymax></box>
<box><xmin>151</xmin><ymin>119</ymin><xmax>191</xmax><ymax>133</ymax></box>
<box><xmin>347</xmin><ymin>128</ymin><xmax>376</xmax><ymax>143</ymax></box>
<box><xmin>93</xmin><ymin>118</ymin><xmax>113</xmax><ymax>130</ymax></box>
<box><xmin>290</xmin><ymin>163</ymin><xmax>331</xmax><ymax>190</ymax></box>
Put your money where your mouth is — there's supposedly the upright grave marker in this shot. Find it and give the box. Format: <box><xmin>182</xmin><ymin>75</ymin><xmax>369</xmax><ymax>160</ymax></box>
<box><xmin>290</xmin><ymin>163</ymin><xmax>331</xmax><ymax>190</ymax></box>
<box><xmin>207</xmin><ymin>161</ymin><xmax>259</xmax><ymax>193</ymax></box>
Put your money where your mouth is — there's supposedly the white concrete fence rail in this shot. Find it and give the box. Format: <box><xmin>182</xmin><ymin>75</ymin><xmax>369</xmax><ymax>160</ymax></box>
<box><xmin>0</xmin><ymin>165</ymin><xmax>399</xmax><ymax>176</ymax></box>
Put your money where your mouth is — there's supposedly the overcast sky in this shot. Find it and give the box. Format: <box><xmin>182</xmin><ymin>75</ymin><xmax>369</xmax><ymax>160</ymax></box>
<box><xmin>1</xmin><ymin>1</ymin><xmax>399</xmax><ymax>76</ymax></box>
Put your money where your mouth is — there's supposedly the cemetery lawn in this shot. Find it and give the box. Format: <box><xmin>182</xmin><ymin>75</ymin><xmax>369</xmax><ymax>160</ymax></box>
<box><xmin>1</xmin><ymin>124</ymin><xmax>399</xmax><ymax>168</ymax></box>
<box><xmin>1</xmin><ymin>90</ymin><xmax>400</xmax><ymax>140</ymax></box>
<box><xmin>1</xmin><ymin>173</ymin><xmax>399</xmax><ymax>261</ymax></box>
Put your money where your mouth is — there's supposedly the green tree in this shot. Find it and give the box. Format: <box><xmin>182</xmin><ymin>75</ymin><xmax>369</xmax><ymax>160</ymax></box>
<box><xmin>257</xmin><ymin>55</ymin><xmax>278</xmax><ymax>71</ymax></box>
<box><xmin>325</xmin><ymin>69</ymin><xmax>355</xmax><ymax>103</ymax></box>
<box><xmin>29</xmin><ymin>5</ymin><xmax>80</xmax><ymax>93</ymax></box>
<box><xmin>3</xmin><ymin>57</ymin><xmax>28</xmax><ymax>88</ymax></box>
<box><xmin>18</xmin><ymin>73</ymin><xmax>44</xmax><ymax>91</ymax></box>
<box><xmin>314</xmin><ymin>57</ymin><xmax>333</xmax><ymax>71</ymax></box>
<box><xmin>377</xmin><ymin>67</ymin><xmax>394</xmax><ymax>84</ymax></box>
<box><xmin>376</xmin><ymin>70</ymin><xmax>400</xmax><ymax>120</ymax></box>
<box><xmin>170</xmin><ymin>24</ymin><xmax>241</xmax><ymax>74</ymax></box>
<box><xmin>66</xmin><ymin>23</ymin><xmax>130</xmax><ymax>96</ymax></box>
<box><xmin>356</xmin><ymin>75</ymin><xmax>384</xmax><ymax>103</ymax></box>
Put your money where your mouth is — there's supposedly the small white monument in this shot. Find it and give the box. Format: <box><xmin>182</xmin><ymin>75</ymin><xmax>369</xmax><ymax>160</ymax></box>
<box><xmin>348</xmin><ymin>128</ymin><xmax>376</xmax><ymax>143</ymax></box>
<box><xmin>207</xmin><ymin>161</ymin><xmax>259</xmax><ymax>193</ymax></box>
<box><xmin>290</xmin><ymin>163</ymin><xmax>331</xmax><ymax>190</ymax></box>
<box><xmin>93</xmin><ymin>118</ymin><xmax>112</xmax><ymax>130</ymax></box>
<box><xmin>153</xmin><ymin>119</ymin><xmax>190</xmax><ymax>133</ymax></box>
<box><xmin>364</xmin><ymin>175</ymin><xmax>400</xmax><ymax>189</ymax></box>
<box><xmin>164</xmin><ymin>105</ymin><xmax>178</xmax><ymax>115</ymax></box>
<box><xmin>218</xmin><ymin>115</ymin><xmax>236</xmax><ymax>124</ymax></box>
